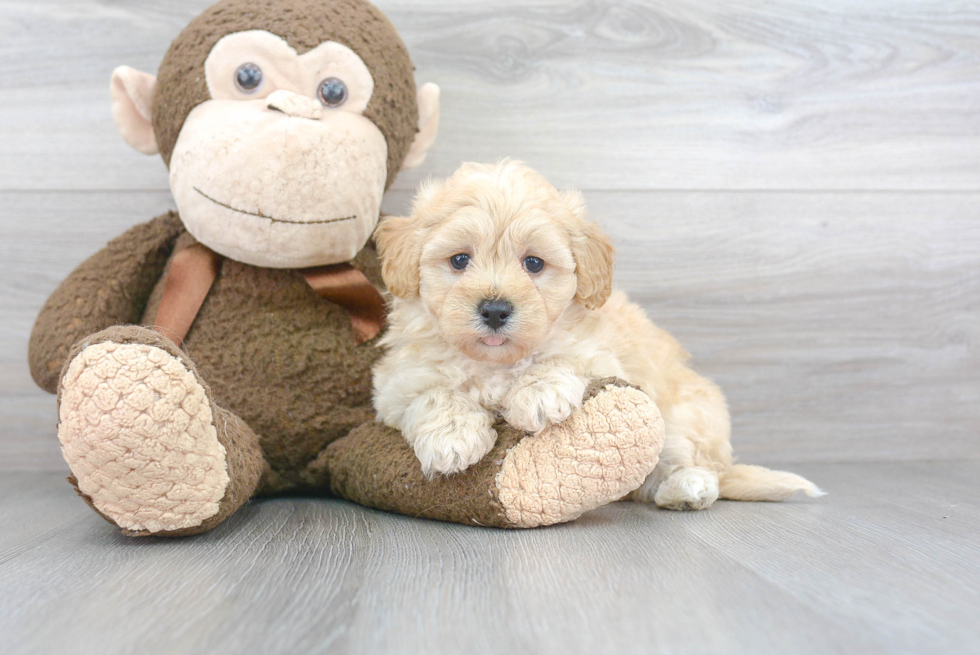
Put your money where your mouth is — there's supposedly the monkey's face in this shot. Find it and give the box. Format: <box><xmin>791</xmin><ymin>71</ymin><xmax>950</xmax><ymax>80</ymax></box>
<box><xmin>110</xmin><ymin>5</ymin><xmax>440</xmax><ymax>270</ymax></box>
<box><xmin>168</xmin><ymin>30</ymin><xmax>388</xmax><ymax>268</ymax></box>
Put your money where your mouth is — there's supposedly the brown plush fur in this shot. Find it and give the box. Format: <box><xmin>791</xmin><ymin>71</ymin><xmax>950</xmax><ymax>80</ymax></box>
<box><xmin>143</xmin><ymin>229</ymin><xmax>384</xmax><ymax>494</ymax></box>
<box><xmin>322</xmin><ymin>421</ymin><xmax>521</xmax><ymax>528</ymax></box>
<box><xmin>153</xmin><ymin>0</ymin><xmax>418</xmax><ymax>184</ymax></box>
<box><xmin>28</xmin><ymin>212</ymin><xmax>185</xmax><ymax>393</ymax></box>
<box><xmin>31</xmin><ymin>215</ymin><xmax>385</xmax><ymax>496</ymax></box>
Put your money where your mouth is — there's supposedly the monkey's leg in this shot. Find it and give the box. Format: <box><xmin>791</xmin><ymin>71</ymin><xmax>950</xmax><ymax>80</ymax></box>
<box><xmin>314</xmin><ymin>379</ymin><xmax>665</xmax><ymax>528</ymax></box>
<box><xmin>58</xmin><ymin>326</ymin><xmax>265</xmax><ymax>537</ymax></box>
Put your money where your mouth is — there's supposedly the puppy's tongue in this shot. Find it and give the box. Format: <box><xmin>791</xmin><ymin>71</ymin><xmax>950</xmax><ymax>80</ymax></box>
<box><xmin>482</xmin><ymin>335</ymin><xmax>506</xmax><ymax>347</ymax></box>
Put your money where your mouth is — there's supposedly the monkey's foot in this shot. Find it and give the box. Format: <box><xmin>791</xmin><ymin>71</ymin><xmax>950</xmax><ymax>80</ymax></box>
<box><xmin>57</xmin><ymin>327</ymin><xmax>261</xmax><ymax>536</ymax></box>
<box><xmin>494</xmin><ymin>378</ymin><xmax>665</xmax><ymax>527</ymax></box>
<box><xmin>323</xmin><ymin>378</ymin><xmax>665</xmax><ymax>529</ymax></box>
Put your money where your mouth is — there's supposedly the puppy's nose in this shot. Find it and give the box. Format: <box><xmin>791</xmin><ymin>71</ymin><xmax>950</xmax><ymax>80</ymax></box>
<box><xmin>479</xmin><ymin>299</ymin><xmax>513</xmax><ymax>330</ymax></box>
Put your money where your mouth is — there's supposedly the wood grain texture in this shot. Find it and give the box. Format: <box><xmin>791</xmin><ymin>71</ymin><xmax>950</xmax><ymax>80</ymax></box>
<box><xmin>1</xmin><ymin>462</ymin><xmax>978</xmax><ymax>655</ymax></box>
<box><xmin>3</xmin><ymin>189</ymin><xmax>976</xmax><ymax>469</ymax></box>
<box><xmin>1</xmin><ymin>0</ymin><xmax>979</xmax><ymax>191</ymax></box>
<box><xmin>3</xmin><ymin>3</ymin><xmax>978</xmax><ymax>654</ymax></box>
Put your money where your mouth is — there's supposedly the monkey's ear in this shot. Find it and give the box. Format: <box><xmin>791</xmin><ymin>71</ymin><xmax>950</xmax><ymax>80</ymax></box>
<box><xmin>110</xmin><ymin>66</ymin><xmax>159</xmax><ymax>155</ymax></box>
<box><xmin>401</xmin><ymin>83</ymin><xmax>440</xmax><ymax>170</ymax></box>
<box><xmin>375</xmin><ymin>215</ymin><xmax>423</xmax><ymax>298</ymax></box>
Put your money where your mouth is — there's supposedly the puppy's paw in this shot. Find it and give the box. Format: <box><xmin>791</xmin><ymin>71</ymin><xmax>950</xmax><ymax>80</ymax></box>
<box><xmin>503</xmin><ymin>375</ymin><xmax>588</xmax><ymax>433</ymax></box>
<box><xmin>412</xmin><ymin>411</ymin><xmax>498</xmax><ymax>479</ymax></box>
<box><xmin>651</xmin><ymin>467</ymin><xmax>720</xmax><ymax>511</ymax></box>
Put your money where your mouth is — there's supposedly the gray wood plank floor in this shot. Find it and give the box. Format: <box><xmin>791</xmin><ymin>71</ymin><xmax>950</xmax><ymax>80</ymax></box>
<box><xmin>2</xmin><ymin>1</ymin><xmax>978</xmax><ymax>653</ymax></box>
<box><xmin>2</xmin><ymin>462</ymin><xmax>978</xmax><ymax>655</ymax></box>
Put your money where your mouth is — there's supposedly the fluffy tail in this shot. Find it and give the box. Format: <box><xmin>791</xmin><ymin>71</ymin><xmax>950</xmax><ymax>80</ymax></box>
<box><xmin>719</xmin><ymin>464</ymin><xmax>825</xmax><ymax>502</ymax></box>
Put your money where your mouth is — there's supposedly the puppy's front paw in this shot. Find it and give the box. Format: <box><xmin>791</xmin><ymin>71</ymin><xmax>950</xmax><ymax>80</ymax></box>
<box><xmin>503</xmin><ymin>375</ymin><xmax>588</xmax><ymax>433</ymax></box>
<box><xmin>412</xmin><ymin>412</ymin><xmax>498</xmax><ymax>479</ymax></box>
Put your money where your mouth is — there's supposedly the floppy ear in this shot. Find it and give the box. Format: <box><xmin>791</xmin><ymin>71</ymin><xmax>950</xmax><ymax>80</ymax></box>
<box><xmin>560</xmin><ymin>190</ymin><xmax>615</xmax><ymax>310</ymax></box>
<box><xmin>110</xmin><ymin>66</ymin><xmax>159</xmax><ymax>155</ymax></box>
<box><xmin>375</xmin><ymin>215</ymin><xmax>423</xmax><ymax>298</ymax></box>
<box><xmin>572</xmin><ymin>221</ymin><xmax>615</xmax><ymax>309</ymax></box>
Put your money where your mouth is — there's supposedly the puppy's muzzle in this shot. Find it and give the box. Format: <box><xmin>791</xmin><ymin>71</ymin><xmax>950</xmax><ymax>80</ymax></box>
<box><xmin>478</xmin><ymin>298</ymin><xmax>513</xmax><ymax>330</ymax></box>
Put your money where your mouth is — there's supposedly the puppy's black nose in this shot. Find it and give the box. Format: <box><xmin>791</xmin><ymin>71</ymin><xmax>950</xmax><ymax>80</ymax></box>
<box><xmin>479</xmin><ymin>299</ymin><xmax>513</xmax><ymax>330</ymax></box>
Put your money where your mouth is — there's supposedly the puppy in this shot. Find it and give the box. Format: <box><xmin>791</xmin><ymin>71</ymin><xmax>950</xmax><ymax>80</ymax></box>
<box><xmin>373</xmin><ymin>161</ymin><xmax>821</xmax><ymax>510</ymax></box>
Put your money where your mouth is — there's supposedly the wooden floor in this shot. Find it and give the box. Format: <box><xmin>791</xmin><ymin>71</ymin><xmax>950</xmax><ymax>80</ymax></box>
<box><xmin>2</xmin><ymin>462</ymin><xmax>978</xmax><ymax>655</ymax></box>
<box><xmin>2</xmin><ymin>0</ymin><xmax>979</xmax><ymax>653</ymax></box>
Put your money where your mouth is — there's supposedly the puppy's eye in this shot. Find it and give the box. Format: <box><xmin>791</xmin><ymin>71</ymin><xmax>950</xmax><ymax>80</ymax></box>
<box><xmin>450</xmin><ymin>253</ymin><xmax>470</xmax><ymax>271</ymax></box>
<box><xmin>523</xmin><ymin>256</ymin><xmax>545</xmax><ymax>274</ymax></box>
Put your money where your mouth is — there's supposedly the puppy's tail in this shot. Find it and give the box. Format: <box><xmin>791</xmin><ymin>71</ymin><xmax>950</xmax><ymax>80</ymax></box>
<box><xmin>718</xmin><ymin>464</ymin><xmax>825</xmax><ymax>502</ymax></box>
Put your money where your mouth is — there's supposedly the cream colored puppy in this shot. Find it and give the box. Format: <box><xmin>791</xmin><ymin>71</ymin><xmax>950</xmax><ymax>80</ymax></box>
<box><xmin>373</xmin><ymin>161</ymin><xmax>821</xmax><ymax>510</ymax></box>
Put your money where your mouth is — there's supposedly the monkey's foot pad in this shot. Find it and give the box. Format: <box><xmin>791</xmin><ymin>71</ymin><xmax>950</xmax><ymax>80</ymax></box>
<box><xmin>495</xmin><ymin>382</ymin><xmax>665</xmax><ymax>528</ymax></box>
<box><xmin>58</xmin><ymin>341</ymin><xmax>229</xmax><ymax>533</ymax></box>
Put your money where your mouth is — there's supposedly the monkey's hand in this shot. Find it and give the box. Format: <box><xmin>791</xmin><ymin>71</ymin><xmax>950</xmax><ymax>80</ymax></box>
<box><xmin>502</xmin><ymin>367</ymin><xmax>589</xmax><ymax>434</ymax></box>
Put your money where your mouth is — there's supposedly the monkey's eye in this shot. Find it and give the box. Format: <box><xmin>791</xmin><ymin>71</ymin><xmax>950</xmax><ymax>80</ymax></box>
<box><xmin>234</xmin><ymin>63</ymin><xmax>263</xmax><ymax>94</ymax></box>
<box><xmin>523</xmin><ymin>256</ymin><xmax>545</xmax><ymax>274</ymax></box>
<box><xmin>317</xmin><ymin>77</ymin><xmax>348</xmax><ymax>107</ymax></box>
<box><xmin>450</xmin><ymin>254</ymin><xmax>470</xmax><ymax>271</ymax></box>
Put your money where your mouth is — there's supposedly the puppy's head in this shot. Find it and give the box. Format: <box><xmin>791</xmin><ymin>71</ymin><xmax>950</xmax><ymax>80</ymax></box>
<box><xmin>376</xmin><ymin>161</ymin><xmax>614</xmax><ymax>364</ymax></box>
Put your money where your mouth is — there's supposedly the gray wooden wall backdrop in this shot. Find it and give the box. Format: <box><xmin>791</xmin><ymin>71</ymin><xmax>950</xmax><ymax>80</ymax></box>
<box><xmin>1</xmin><ymin>0</ymin><xmax>977</xmax><ymax>470</ymax></box>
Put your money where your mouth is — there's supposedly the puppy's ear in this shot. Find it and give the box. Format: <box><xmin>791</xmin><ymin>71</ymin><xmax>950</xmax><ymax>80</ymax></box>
<box><xmin>375</xmin><ymin>215</ymin><xmax>422</xmax><ymax>298</ymax></box>
<box><xmin>572</xmin><ymin>221</ymin><xmax>615</xmax><ymax>309</ymax></box>
<box><xmin>558</xmin><ymin>189</ymin><xmax>588</xmax><ymax>221</ymax></box>
<box><xmin>560</xmin><ymin>190</ymin><xmax>614</xmax><ymax>310</ymax></box>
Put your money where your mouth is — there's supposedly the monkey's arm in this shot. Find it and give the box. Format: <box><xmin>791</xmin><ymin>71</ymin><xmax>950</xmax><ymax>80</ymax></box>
<box><xmin>28</xmin><ymin>211</ymin><xmax>185</xmax><ymax>393</ymax></box>
<box><xmin>319</xmin><ymin>379</ymin><xmax>666</xmax><ymax>528</ymax></box>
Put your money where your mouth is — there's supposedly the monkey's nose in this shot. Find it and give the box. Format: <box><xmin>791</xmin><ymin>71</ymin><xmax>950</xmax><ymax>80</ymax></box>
<box><xmin>478</xmin><ymin>299</ymin><xmax>513</xmax><ymax>331</ymax></box>
<box><xmin>266</xmin><ymin>90</ymin><xmax>323</xmax><ymax>120</ymax></box>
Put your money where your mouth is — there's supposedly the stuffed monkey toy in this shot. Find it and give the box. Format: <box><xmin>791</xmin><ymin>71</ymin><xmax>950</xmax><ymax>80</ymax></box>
<box><xmin>28</xmin><ymin>0</ymin><xmax>665</xmax><ymax>537</ymax></box>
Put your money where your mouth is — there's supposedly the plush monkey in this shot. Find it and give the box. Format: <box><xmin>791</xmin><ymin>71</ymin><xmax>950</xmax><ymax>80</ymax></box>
<box><xmin>29</xmin><ymin>0</ymin><xmax>665</xmax><ymax>537</ymax></box>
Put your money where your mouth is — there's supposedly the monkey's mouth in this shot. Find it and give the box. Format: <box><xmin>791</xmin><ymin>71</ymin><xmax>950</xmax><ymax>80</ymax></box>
<box><xmin>194</xmin><ymin>187</ymin><xmax>356</xmax><ymax>226</ymax></box>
